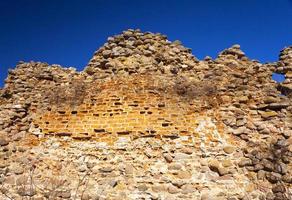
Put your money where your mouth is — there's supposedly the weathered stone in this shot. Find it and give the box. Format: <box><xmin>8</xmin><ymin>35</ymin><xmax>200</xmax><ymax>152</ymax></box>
<box><xmin>78</xmin><ymin>165</ymin><xmax>87</xmax><ymax>172</ymax></box>
<box><xmin>12</xmin><ymin>166</ymin><xmax>24</xmax><ymax>175</ymax></box>
<box><xmin>0</xmin><ymin>138</ymin><xmax>9</xmax><ymax>146</ymax></box>
<box><xmin>282</xmin><ymin>174</ymin><xmax>292</xmax><ymax>183</ymax></box>
<box><xmin>17</xmin><ymin>187</ymin><xmax>36</xmax><ymax>197</ymax></box>
<box><xmin>152</xmin><ymin>184</ymin><xmax>167</xmax><ymax>192</ymax></box>
<box><xmin>274</xmin><ymin>192</ymin><xmax>288</xmax><ymax>200</ymax></box>
<box><xmin>91</xmin><ymin>165</ymin><xmax>100</xmax><ymax>174</ymax></box>
<box><xmin>238</xmin><ymin>158</ymin><xmax>252</xmax><ymax>167</ymax></box>
<box><xmin>99</xmin><ymin>166</ymin><xmax>113</xmax><ymax>173</ymax></box>
<box><xmin>177</xmin><ymin>170</ymin><xmax>192</xmax><ymax>179</ymax></box>
<box><xmin>233</xmin><ymin>127</ymin><xmax>248</xmax><ymax>135</ymax></box>
<box><xmin>272</xmin><ymin>184</ymin><xmax>286</xmax><ymax>193</ymax></box>
<box><xmin>223</xmin><ymin>146</ymin><xmax>236</xmax><ymax>154</ymax></box>
<box><xmin>257</xmin><ymin>170</ymin><xmax>266</xmax><ymax>180</ymax></box>
<box><xmin>222</xmin><ymin>159</ymin><xmax>233</xmax><ymax>167</ymax></box>
<box><xmin>259</xmin><ymin>111</ymin><xmax>278</xmax><ymax>119</ymax></box>
<box><xmin>181</xmin><ymin>147</ymin><xmax>193</xmax><ymax>155</ymax></box>
<box><xmin>266</xmin><ymin>102</ymin><xmax>289</xmax><ymax>110</ymax></box>
<box><xmin>124</xmin><ymin>164</ymin><xmax>134</xmax><ymax>175</ymax></box>
<box><xmin>0</xmin><ymin>30</ymin><xmax>291</xmax><ymax>200</ymax></box>
<box><xmin>138</xmin><ymin>184</ymin><xmax>148</xmax><ymax>191</ymax></box>
<box><xmin>171</xmin><ymin>179</ymin><xmax>185</xmax><ymax>188</ymax></box>
<box><xmin>168</xmin><ymin>185</ymin><xmax>180</xmax><ymax>194</ymax></box>
<box><xmin>164</xmin><ymin>153</ymin><xmax>173</xmax><ymax>163</ymax></box>
<box><xmin>181</xmin><ymin>184</ymin><xmax>195</xmax><ymax>194</ymax></box>
<box><xmin>208</xmin><ymin>159</ymin><xmax>220</xmax><ymax>172</ymax></box>
<box><xmin>266</xmin><ymin>172</ymin><xmax>282</xmax><ymax>183</ymax></box>
<box><xmin>218</xmin><ymin>167</ymin><xmax>229</xmax><ymax>176</ymax></box>
<box><xmin>253</xmin><ymin>163</ymin><xmax>264</xmax><ymax>171</ymax></box>
<box><xmin>201</xmin><ymin>192</ymin><xmax>217</xmax><ymax>200</ymax></box>
<box><xmin>264</xmin><ymin>97</ymin><xmax>279</xmax><ymax>104</ymax></box>
<box><xmin>58</xmin><ymin>191</ymin><xmax>71</xmax><ymax>199</ymax></box>
<box><xmin>173</xmin><ymin>153</ymin><xmax>190</xmax><ymax>160</ymax></box>
<box><xmin>108</xmin><ymin>179</ymin><xmax>118</xmax><ymax>187</ymax></box>
<box><xmin>237</xmin><ymin>96</ymin><xmax>249</xmax><ymax>103</ymax></box>
<box><xmin>102</xmin><ymin>50</ymin><xmax>112</xmax><ymax>58</ymax></box>
<box><xmin>168</xmin><ymin>163</ymin><xmax>183</xmax><ymax>171</ymax></box>
<box><xmin>262</xmin><ymin>159</ymin><xmax>274</xmax><ymax>171</ymax></box>
<box><xmin>274</xmin><ymin>162</ymin><xmax>287</xmax><ymax>174</ymax></box>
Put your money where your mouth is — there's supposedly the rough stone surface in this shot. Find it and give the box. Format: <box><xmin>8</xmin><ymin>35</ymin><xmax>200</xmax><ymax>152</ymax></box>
<box><xmin>0</xmin><ymin>29</ymin><xmax>291</xmax><ymax>199</ymax></box>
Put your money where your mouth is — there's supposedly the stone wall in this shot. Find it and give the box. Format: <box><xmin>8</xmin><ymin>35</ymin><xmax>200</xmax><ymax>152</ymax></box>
<box><xmin>0</xmin><ymin>29</ymin><xmax>291</xmax><ymax>200</ymax></box>
<box><xmin>33</xmin><ymin>74</ymin><xmax>221</xmax><ymax>143</ymax></box>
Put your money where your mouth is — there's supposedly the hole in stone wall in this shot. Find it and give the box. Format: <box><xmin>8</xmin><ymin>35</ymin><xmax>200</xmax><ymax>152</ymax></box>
<box><xmin>180</xmin><ymin>130</ymin><xmax>188</xmax><ymax>134</ymax></box>
<box><xmin>73</xmin><ymin>134</ymin><xmax>91</xmax><ymax>140</ymax></box>
<box><xmin>162</xmin><ymin>123</ymin><xmax>169</xmax><ymax>127</ymax></box>
<box><xmin>110</xmin><ymin>96</ymin><xmax>120</xmax><ymax>100</ymax></box>
<box><xmin>146</xmin><ymin>130</ymin><xmax>156</xmax><ymax>134</ymax></box>
<box><xmin>117</xmin><ymin>131</ymin><xmax>130</xmax><ymax>135</ymax></box>
<box><xmin>55</xmin><ymin>132</ymin><xmax>72</xmax><ymax>137</ymax></box>
<box><xmin>71</xmin><ymin>111</ymin><xmax>78</xmax><ymax>114</ymax></box>
<box><xmin>272</xmin><ymin>73</ymin><xmax>290</xmax><ymax>96</ymax></box>
<box><xmin>58</xmin><ymin>111</ymin><xmax>66</xmax><ymax>115</ymax></box>
<box><xmin>129</xmin><ymin>104</ymin><xmax>138</xmax><ymax>107</ymax></box>
<box><xmin>142</xmin><ymin>134</ymin><xmax>156</xmax><ymax>138</ymax></box>
<box><xmin>162</xmin><ymin>135</ymin><xmax>180</xmax><ymax>139</ymax></box>
<box><xmin>272</xmin><ymin>73</ymin><xmax>286</xmax><ymax>83</ymax></box>
<box><xmin>158</xmin><ymin>103</ymin><xmax>165</xmax><ymax>108</ymax></box>
<box><xmin>94</xmin><ymin>129</ymin><xmax>106</xmax><ymax>133</ymax></box>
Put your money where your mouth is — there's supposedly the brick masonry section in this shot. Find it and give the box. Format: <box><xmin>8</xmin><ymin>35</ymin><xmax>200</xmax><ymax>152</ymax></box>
<box><xmin>34</xmin><ymin>75</ymin><xmax>220</xmax><ymax>144</ymax></box>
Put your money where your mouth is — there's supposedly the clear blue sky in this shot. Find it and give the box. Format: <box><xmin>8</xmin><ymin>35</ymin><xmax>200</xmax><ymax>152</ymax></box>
<box><xmin>1</xmin><ymin>0</ymin><xmax>292</xmax><ymax>87</ymax></box>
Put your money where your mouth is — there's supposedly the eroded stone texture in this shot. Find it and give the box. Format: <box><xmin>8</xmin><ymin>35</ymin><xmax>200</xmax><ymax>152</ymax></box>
<box><xmin>0</xmin><ymin>29</ymin><xmax>291</xmax><ymax>200</ymax></box>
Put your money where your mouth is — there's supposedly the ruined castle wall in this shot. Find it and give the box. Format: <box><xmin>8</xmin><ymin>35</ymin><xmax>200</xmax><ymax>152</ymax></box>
<box><xmin>32</xmin><ymin>74</ymin><xmax>230</xmax><ymax>151</ymax></box>
<box><xmin>0</xmin><ymin>30</ymin><xmax>291</xmax><ymax>200</ymax></box>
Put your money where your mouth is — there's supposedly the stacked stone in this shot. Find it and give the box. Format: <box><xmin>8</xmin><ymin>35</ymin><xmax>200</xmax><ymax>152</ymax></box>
<box><xmin>3</xmin><ymin>61</ymin><xmax>79</xmax><ymax>103</ymax></box>
<box><xmin>278</xmin><ymin>46</ymin><xmax>292</xmax><ymax>72</ymax></box>
<box><xmin>0</xmin><ymin>62</ymin><xmax>82</xmax><ymax>141</ymax></box>
<box><xmin>277</xmin><ymin>46</ymin><xmax>292</xmax><ymax>97</ymax></box>
<box><xmin>0</xmin><ymin>30</ymin><xmax>291</xmax><ymax>199</ymax></box>
<box><xmin>0</xmin><ymin>103</ymin><xmax>30</xmax><ymax>140</ymax></box>
<box><xmin>239</xmin><ymin>138</ymin><xmax>291</xmax><ymax>200</ymax></box>
<box><xmin>85</xmin><ymin>29</ymin><xmax>198</xmax><ymax>78</ymax></box>
<box><xmin>214</xmin><ymin>46</ymin><xmax>292</xmax><ymax>199</ymax></box>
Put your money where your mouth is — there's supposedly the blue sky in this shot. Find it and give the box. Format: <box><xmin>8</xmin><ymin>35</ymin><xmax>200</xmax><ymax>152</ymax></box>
<box><xmin>0</xmin><ymin>0</ymin><xmax>292</xmax><ymax>87</ymax></box>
